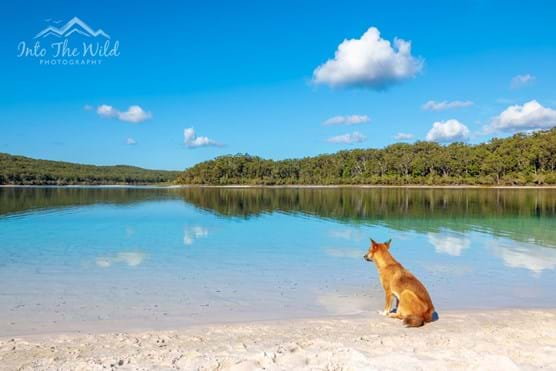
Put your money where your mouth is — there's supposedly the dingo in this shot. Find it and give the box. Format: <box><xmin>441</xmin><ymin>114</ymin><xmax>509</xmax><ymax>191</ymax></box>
<box><xmin>364</xmin><ymin>239</ymin><xmax>436</xmax><ymax>327</ymax></box>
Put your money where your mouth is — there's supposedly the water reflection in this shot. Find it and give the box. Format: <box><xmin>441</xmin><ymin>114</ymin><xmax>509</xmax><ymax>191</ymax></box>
<box><xmin>427</xmin><ymin>233</ymin><xmax>471</xmax><ymax>256</ymax></box>
<box><xmin>95</xmin><ymin>251</ymin><xmax>146</xmax><ymax>268</ymax></box>
<box><xmin>2</xmin><ymin>187</ymin><xmax>555</xmax><ymax>249</ymax></box>
<box><xmin>328</xmin><ymin>229</ymin><xmax>365</xmax><ymax>241</ymax></box>
<box><xmin>183</xmin><ymin>226</ymin><xmax>209</xmax><ymax>246</ymax></box>
<box><xmin>125</xmin><ymin>226</ymin><xmax>135</xmax><ymax>238</ymax></box>
<box><xmin>177</xmin><ymin>188</ymin><xmax>556</xmax><ymax>248</ymax></box>
<box><xmin>0</xmin><ymin>186</ymin><xmax>171</xmax><ymax>216</ymax></box>
<box><xmin>421</xmin><ymin>262</ymin><xmax>473</xmax><ymax>276</ymax></box>
<box><xmin>324</xmin><ymin>247</ymin><xmax>364</xmax><ymax>259</ymax></box>
<box><xmin>489</xmin><ymin>240</ymin><xmax>556</xmax><ymax>274</ymax></box>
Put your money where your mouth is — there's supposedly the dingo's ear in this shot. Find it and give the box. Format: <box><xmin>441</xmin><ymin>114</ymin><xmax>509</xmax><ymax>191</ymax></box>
<box><xmin>386</xmin><ymin>239</ymin><xmax>392</xmax><ymax>248</ymax></box>
<box><xmin>370</xmin><ymin>238</ymin><xmax>377</xmax><ymax>245</ymax></box>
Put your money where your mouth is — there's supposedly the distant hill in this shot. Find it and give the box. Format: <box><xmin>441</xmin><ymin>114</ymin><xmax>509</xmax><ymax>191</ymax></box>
<box><xmin>0</xmin><ymin>153</ymin><xmax>180</xmax><ymax>185</ymax></box>
<box><xmin>177</xmin><ymin>128</ymin><xmax>556</xmax><ymax>186</ymax></box>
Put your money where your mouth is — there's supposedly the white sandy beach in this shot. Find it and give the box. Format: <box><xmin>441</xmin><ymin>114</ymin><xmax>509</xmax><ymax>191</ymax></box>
<box><xmin>1</xmin><ymin>309</ymin><xmax>555</xmax><ymax>370</ymax></box>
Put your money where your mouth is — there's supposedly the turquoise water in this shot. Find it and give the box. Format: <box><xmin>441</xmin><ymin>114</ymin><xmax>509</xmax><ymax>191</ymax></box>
<box><xmin>1</xmin><ymin>187</ymin><xmax>555</xmax><ymax>335</ymax></box>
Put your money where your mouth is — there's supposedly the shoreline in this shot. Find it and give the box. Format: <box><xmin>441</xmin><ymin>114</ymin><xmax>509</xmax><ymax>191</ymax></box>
<box><xmin>0</xmin><ymin>306</ymin><xmax>550</xmax><ymax>340</ymax></box>
<box><xmin>2</xmin><ymin>308</ymin><xmax>555</xmax><ymax>370</ymax></box>
<box><xmin>2</xmin><ymin>184</ymin><xmax>556</xmax><ymax>189</ymax></box>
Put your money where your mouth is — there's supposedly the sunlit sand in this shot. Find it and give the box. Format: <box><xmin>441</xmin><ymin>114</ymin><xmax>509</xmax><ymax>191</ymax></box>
<box><xmin>2</xmin><ymin>309</ymin><xmax>555</xmax><ymax>370</ymax></box>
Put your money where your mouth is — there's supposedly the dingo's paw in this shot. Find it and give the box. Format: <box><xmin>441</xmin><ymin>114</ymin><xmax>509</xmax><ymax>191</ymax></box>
<box><xmin>377</xmin><ymin>310</ymin><xmax>388</xmax><ymax>316</ymax></box>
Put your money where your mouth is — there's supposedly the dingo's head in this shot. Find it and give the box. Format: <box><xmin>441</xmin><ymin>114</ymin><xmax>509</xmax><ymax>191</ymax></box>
<box><xmin>363</xmin><ymin>239</ymin><xmax>391</xmax><ymax>262</ymax></box>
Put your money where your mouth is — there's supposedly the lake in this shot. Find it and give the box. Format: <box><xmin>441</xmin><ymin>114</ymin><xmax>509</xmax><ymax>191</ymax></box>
<box><xmin>1</xmin><ymin>187</ymin><xmax>555</xmax><ymax>336</ymax></box>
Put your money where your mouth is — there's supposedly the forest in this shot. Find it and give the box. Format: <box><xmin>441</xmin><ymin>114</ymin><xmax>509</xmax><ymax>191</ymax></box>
<box><xmin>177</xmin><ymin>128</ymin><xmax>556</xmax><ymax>185</ymax></box>
<box><xmin>2</xmin><ymin>128</ymin><xmax>555</xmax><ymax>186</ymax></box>
<box><xmin>0</xmin><ymin>153</ymin><xmax>180</xmax><ymax>185</ymax></box>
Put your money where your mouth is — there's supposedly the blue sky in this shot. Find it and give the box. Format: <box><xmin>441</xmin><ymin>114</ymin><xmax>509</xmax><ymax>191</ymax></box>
<box><xmin>1</xmin><ymin>1</ymin><xmax>556</xmax><ymax>170</ymax></box>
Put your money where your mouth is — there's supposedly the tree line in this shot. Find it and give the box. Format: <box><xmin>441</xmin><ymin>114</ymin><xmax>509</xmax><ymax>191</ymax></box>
<box><xmin>0</xmin><ymin>153</ymin><xmax>180</xmax><ymax>185</ymax></box>
<box><xmin>177</xmin><ymin>128</ymin><xmax>556</xmax><ymax>185</ymax></box>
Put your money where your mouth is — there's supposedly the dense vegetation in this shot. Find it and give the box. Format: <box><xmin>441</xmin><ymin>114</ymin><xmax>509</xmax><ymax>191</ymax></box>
<box><xmin>0</xmin><ymin>153</ymin><xmax>180</xmax><ymax>185</ymax></box>
<box><xmin>177</xmin><ymin>128</ymin><xmax>556</xmax><ymax>185</ymax></box>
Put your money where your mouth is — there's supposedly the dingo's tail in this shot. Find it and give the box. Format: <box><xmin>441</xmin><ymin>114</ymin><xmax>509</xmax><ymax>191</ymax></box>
<box><xmin>403</xmin><ymin>315</ymin><xmax>424</xmax><ymax>327</ymax></box>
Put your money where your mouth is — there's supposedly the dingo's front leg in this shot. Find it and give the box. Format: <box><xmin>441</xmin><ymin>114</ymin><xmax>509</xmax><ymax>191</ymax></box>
<box><xmin>387</xmin><ymin>312</ymin><xmax>403</xmax><ymax>319</ymax></box>
<box><xmin>378</xmin><ymin>291</ymin><xmax>392</xmax><ymax>316</ymax></box>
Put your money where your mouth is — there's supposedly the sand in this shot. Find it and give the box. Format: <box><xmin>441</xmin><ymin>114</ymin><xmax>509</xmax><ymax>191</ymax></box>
<box><xmin>1</xmin><ymin>309</ymin><xmax>556</xmax><ymax>370</ymax></box>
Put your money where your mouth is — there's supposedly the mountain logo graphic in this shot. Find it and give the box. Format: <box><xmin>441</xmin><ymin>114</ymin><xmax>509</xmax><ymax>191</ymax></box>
<box><xmin>34</xmin><ymin>17</ymin><xmax>110</xmax><ymax>39</ymax></box>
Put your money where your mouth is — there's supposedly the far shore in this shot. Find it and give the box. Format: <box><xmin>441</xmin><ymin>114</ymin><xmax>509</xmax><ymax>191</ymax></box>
<box><xmin>2</xmin><ymin>309</ymin><xmax>555</xmax><ymax>370</ymax></box>
<box><xmin>2</xmin><ymin>184</ymin><xmax>556</xmax><ymax>189</ymax></box>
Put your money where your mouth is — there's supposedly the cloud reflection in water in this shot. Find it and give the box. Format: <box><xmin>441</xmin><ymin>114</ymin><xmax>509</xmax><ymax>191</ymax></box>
<box><xmin>95</xmin><ymin>252</ymin><xmax>146</xmax><ymax>268</ymax></box>
<box><xmin>428</xmin><ymin>233</ymin><xmax>471</xmax><ymax>256</ymax></box>
<box><xmin>490</xmin><ymin>240</ymin><xmax>556</xmax><ymax>274</ymax></box>
<box><xmin>183</xmin><ymin>226</ymin><xmax>209</xmax><ymax>246</ymax></box>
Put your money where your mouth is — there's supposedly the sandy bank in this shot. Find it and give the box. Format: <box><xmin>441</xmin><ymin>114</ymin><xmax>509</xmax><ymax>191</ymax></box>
<box><xmin>1</xmin><ymin>309</ymin><xmax>555</xmax><ymax>370</ymax></box>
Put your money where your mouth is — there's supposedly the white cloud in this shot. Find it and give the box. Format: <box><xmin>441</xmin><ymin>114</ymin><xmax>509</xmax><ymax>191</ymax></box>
<box><xmin>511</xmin><ymin>74</ymin><xmax>535</xmax><ymax>89</ymax></box>
<box><xmin>96</xmin><ymin>104</ymin><xmax>151</xmax><ymax>123</ymax></box>
<box><xmin>327</xmin><ymin>131</ymin><xmax>367</xmax><ymax>144</ymax></box>
<box><xmin>184</xmin><ymin>226</ymin><xmax>209</xmax><ymax>246</ymax></box>
<box><xmin>118</xmin><ymin>105</ymin><xmax>152</xmax><ymax>123</ymax></box>
<box><xmin>184</xmin><ymin>127</ymin><xmax>220</xmax><ymax>148</ymax></box>
<box><xmin>422</xmin><ymin>100</ymin><xmax>473</xmax><ymax>111</ymax></box>
<box><xmin>323</xmin><ymin>115</ymin><xmax>370</xmax><ymax>126</ymax></box>
<box><xmin>96</xmin><ymin>252</ymin><xmax>146</xmax><ymax>268</ymax></box>
<box><xmin>126</xmin><ymin>137</ymin><xmax>137</xmax><ymax>145</ymax></box>
<box><xmin>487</xmin><ymin>100</ymin><xmax>556</xmax><ymax>133</ymax></box>
<box><xmin>394</xmin><ymin>132</ymin><xmax>414</xmax><ymax>141</ymax></box>
<box><xmin>428</xmin><ymin>233</ymin><xmax>471</xmax><ymax>256</ymax></box>
<box><xmin>426</xmin><ymin>119</ymin><xmax>470</xmax><ymax>143</ymax></box>
<box><xmin>313</xmin><ymin>26</ymin><xmax>422</xmax><ymax>89</ymax></box>
<box><xmin>97</xmin><ymin>104</ymin><xmax>117</xmax><ymax>118</ymax></box>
